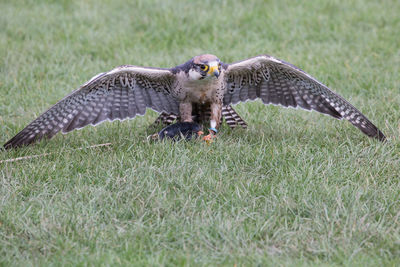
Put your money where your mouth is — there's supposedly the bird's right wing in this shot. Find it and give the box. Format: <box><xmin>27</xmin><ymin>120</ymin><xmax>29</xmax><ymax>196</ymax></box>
<box><xmin>4</xmin><ymin>65</ymin><xmax>180</xmax><ymax>149</ymax></box>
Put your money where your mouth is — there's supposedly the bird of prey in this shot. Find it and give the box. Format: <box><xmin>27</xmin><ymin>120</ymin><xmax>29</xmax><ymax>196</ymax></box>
<box><xmin>3</xmin><ymin>54</ymin><xmax>385</xmax><ymax>149</ymax></box>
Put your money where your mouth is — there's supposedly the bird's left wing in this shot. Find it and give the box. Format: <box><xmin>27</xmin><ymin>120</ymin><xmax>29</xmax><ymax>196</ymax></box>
<box><xmin>223</xmin><ymin>55</ymin><xmax>385</xmax><ymax>141</ymax></box>
<box><xmin>4</xmin><ymin>65</ymin><xmax>179</xmax><ymax>149</ymax></box>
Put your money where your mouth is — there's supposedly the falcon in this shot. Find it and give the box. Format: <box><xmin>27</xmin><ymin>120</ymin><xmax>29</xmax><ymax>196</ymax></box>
<box><xmin>3</xmin><ymin>54</ymin><xmax>385</xmax><ymax>149</ymax></box>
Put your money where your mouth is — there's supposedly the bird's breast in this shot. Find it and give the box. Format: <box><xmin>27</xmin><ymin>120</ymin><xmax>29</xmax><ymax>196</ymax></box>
<box><xmin>187</xmin><ymin>87</ymin><xmax>214</xmax><ymax>104</ymax></box>
<box><xmin>180</xmin><ymin>78</ymin><xmax>223</xmax><ymax>104</ymax></box>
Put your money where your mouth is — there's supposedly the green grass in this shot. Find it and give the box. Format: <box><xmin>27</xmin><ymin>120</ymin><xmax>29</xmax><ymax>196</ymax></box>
<box><xmin>1</xmin><ymin>0</ymin><xmax>400</xmax><ymax>265</ymax></box>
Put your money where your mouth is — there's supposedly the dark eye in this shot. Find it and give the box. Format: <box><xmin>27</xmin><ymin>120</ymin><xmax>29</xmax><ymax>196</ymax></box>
<box><xmin>199</xmin><ymin>64</ymin><xmax>208</xmax><ymax>71</ymax></box>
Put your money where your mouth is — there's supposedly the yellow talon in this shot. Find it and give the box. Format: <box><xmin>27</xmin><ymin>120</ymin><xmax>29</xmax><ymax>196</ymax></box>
<box><xmin>202</xmin><ymin>131</ymin><xmax>216</xmax><ymax>144</ymax></box>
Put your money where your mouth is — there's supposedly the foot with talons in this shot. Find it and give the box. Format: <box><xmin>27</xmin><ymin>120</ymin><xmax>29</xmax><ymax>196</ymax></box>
<box><xmin>202</xmin><ymin>127</ymin><xmax>218</xmax><ymax>144</ymax></box>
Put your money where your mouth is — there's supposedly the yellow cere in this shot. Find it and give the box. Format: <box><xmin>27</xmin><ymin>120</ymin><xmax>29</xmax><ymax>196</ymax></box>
<box><xmin>208</xmin><ymin>65</ymin><xmax>218</xmax><ymax>75</ymax></box>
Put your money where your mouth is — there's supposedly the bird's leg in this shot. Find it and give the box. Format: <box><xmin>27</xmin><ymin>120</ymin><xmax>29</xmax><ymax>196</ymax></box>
<box><xmin>179</xmin><ymin>102</ymin><xmax>193</xmax><ymax>122</ymax></box>
<box><xmin>203</xmin><ymin>102</ymin><xmax>222</xmax><ymax>143</ymax></box>
<box><xmin>210</xmin><ymin>102</ymin><xmax>222</xmax><ymax>130</ymax></box>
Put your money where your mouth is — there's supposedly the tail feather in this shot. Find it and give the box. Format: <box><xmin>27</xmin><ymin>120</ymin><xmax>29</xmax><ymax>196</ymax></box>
<box><xmin>150</xmin><ymin>105</ymin><xmax>248</xmax><ymax>130</ymax></box>
<box><xmin>222</xmin><ymin>105</ymin><xmax>248</xmax><ymax>129</ymax></box>
<box><xmin>150</xmin><ymin>112</ymin><xmax>178</xmax><ymax>127</ymax></box>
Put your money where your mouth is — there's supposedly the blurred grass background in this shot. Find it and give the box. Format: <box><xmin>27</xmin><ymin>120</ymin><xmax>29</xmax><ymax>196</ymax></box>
<box><xmin>1</xmin><ymin>0</ymin><xmax>399</xmax><ymax>265</ymax></box>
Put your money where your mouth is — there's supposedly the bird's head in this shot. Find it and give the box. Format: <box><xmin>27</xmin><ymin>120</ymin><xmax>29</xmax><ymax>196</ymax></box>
<box><xmin>188</xmin><ymin>54</ymin><xmax>221</xmax><ymax>80</ymax></box>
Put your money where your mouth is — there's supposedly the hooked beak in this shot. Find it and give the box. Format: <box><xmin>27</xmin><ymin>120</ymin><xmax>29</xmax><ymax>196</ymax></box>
<box><xmin>208</xmin><ymin>66</ymin><xmax>220</xmax><ymax>78</ymax></box>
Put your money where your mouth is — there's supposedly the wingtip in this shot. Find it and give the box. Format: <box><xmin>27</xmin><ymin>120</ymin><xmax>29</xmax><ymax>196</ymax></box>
<box><xmin>375</xmin><ymin>130</ymin><xmax>387</xmax><ymax>142</ymax></box>
<box><xmin>365</xmin><ymin>126</ymin><xmax>386</xmax><ymax>142</ymax></box>
<box><xmin>3</xmin><ymin>139</ymin><xmax>19</xmax><ymax>150</ymax></box>
<box><xmin>3</xmin><ymin>138</ymin><xmax>15</xmax><ymax>150</ymax></box>
<box><xmin>3</xmin><ymin>133</ymin><xmax>39</xmax><ymax>150</ymax></box>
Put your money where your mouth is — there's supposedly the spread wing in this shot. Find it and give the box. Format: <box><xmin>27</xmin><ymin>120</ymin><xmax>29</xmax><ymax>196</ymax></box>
<box><xmin>4</xmin><ymin>65</ymin><xmax>179</xmax><ymax>149</ymax></box>
<box><xmin>223</xmin><ymin>55</ymin><xmax>385</xmax><ymax>141</ymax></box>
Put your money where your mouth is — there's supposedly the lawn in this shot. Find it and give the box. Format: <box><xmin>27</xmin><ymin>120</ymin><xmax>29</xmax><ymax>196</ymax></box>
<box><xmin>1</xmin><ymin>0</ymin><xmax>400</xmax><ymax>265</ymax></box>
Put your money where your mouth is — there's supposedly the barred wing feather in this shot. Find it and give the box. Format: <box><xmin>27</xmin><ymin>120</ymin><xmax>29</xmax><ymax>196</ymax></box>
<box><xmin>4</xmin><ymin>66</ymin><xmax>179</xmax><ymax>149</ymax></box>
<box><xmin>223</xmin><ymin>55</ymin><xmax>385</xmax><ymax>141</ymax></box>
